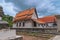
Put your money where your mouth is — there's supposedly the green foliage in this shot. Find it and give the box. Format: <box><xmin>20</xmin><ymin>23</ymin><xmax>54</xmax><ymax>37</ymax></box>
<box><xmin>2</xmin><ymin>15</ymin><xmax>13</xmax><ymax>27</ymax></box>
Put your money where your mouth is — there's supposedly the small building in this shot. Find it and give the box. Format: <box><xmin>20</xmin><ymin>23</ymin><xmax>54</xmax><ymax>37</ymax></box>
<box><xmin>55</xmin><ymin>15</ymin><xmax>60</xmax><ymax>32</ymax></box>
<box><xmin>13</xmin><ymin>8</ymin><xmax>57</xmax><ymax>33</ymax></box>
<box><xmin>0</xmin><ymin>6</ymin><xmax>8</xmax><ymax>29</ymax></box>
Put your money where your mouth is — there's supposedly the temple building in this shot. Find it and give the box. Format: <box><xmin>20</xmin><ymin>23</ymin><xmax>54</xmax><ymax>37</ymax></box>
<box><xmin>13</xmin><ymin>8</ymin><xmax>57</xmax><ymax>33</ymax></box>
<box><xmin>0</xmin><ymin>6</ymin><xmax>8</xmax><ymax>29</ymax></box>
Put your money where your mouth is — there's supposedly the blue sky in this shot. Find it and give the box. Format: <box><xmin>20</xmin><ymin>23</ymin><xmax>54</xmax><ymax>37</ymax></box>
<box><xmin>0</xmin><ymin>0</ymin><xmax>60</xmax><ymax>17</ymax></box>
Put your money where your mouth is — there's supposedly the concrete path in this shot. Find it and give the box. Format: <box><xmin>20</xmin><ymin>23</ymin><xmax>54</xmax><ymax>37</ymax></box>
<box><xmin>49</xmin><ymin>35</ymin><xmax>60</xmax><ymax>40</ymax></box>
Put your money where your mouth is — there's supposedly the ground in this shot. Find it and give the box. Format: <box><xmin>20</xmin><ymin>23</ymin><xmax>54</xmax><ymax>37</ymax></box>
<box><xmin>49</xmin><ymin>35</ymin><xmax>60</xmax><ymax>40</ymax></box>
<box><xmin>17</xmin><ymin>32</ymin><xmax>55</xmax><ymax>40</ymax></box>
<box><xmin>21</xmin><ymin>35</ymin><xmax>47</xmax><ymax>40</ymax></box>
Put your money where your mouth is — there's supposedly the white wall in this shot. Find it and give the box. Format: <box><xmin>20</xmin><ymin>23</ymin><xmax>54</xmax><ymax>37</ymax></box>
<box><xmin>13</xmin><ymin>23</ymin><xmax>17</xmax><ymax>28</ymax></box>
<box><xmin>13</xmin><ymin>20</ymin><xmax>33</xmax><ymax>28</ymax></box>
<box><xmin>0</xmin><ymin>29</ymin><xmax>16</xmax><ymax>40</ymax></box>
<box><xmin>48</xmin><ymin>23</ymin><xmax>54</xmax><ymax>27</ymax></box>
<box><xmin>57</xmin><ymin>19</ymin><xmax>60</xmax><ymax>31</ymax></box>
<box><xmin>0</xmin><ymin>17</ymin><xmax>2</xmax><ymax>20</ymax></box>
<box><xmin>31</xmin><ymin>12</ymin><xmax>37</xmax><ymax>19</ymax></box>
<box><xmin>24</xmin><ymin>21</ymin><xmax>33</xmax><ymax>28</ymax></box>
<box><xmin>13</xmin><ymin>21</ymin><xmax>57</xmax><ymax>28</ymax></box>
<box><xmin>18</xmin><ymin>20</ymin><xmax>33</xmax><ymax>28</ymax></box>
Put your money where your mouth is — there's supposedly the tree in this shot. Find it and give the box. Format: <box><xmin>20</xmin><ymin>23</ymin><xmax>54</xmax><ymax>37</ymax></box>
<box><xmin>2</xmin><ymin>15</ymin><xmax>13</xmax><ymax>27</ymax></box>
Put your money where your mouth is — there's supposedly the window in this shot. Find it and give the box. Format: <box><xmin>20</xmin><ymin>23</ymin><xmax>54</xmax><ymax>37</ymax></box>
<box><xmin>19</xmin><ymin>23</ymin><xmax>21</xmax><ymax>26</ymax></box>
<box><xmin>16</xmin><ymin>23</ymin><xmax>18</xmax><ymax>27</ymax></box>
<box><xmin>38</xmin><ymin>24</ymin><xmax>40</xmax><ymax>26</ymax></box>
<box><xmin>53</xmin><ymin>22</ymin><xmax>57</xmax><ymax>26</ymax></box>
<box><xmin>33</xmin><ymin>21</ymin><xmax>36</xmax><ymax>27</ymax></box>
<box><xmin>23</xmin><ymin>22</ymin><xmax>25</xmax><ymax>27</ymax></box>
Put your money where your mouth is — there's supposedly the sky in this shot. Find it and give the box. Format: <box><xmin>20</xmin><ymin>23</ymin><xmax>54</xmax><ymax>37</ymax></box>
<box><xmin>0</xmin><ymin>0</ymin><xmax>60</xmax><ymax>17</ymax></box>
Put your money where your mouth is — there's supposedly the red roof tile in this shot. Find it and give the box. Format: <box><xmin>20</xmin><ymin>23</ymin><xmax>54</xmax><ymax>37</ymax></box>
<box><xmin>33</xmin><ymin>16</ymin><xmax>56</xmax><ymax>24</ymax></box>
<box><xmin>13</xmin><ymin>8</ymin><xmax>36</xmax><ymax>22</ymax></box>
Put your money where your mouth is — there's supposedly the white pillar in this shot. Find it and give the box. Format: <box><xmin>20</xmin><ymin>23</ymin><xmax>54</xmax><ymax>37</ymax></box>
<box><xmin>0</xmin><ymin>17</ymin><xmax>2</xmax><ymax>20</ymax></box>
<box><xmin>18</xmin><ymin>22</ymin><xmax>19</xmax><ymax>28</ymax></box>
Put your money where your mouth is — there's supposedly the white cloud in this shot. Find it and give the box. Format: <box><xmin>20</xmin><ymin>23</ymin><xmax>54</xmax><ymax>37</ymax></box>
<box><xmin>38</xmin><ymin>16</ymin><xmax>45</xmax><ymax>18</ymax></box>
<box><xmin>0</xmin><ymin>0</ymin><xmax>59</xmax><ymax>17</ymax></box>
<box><xmin>24</xmin><ymin>0</ymin><xmax>60</xmax><ymax>16</ymax></box>
<box><xmin>0</xmin><ymin>0</ymin><xmax>20</xmax><ymax>16</ymax></box>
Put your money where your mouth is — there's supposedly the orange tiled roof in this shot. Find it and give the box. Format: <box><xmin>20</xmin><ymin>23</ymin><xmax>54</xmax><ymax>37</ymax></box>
<box><xmin>13</xmin><ymin>8</ymin><xmax>36</xmax><ymax>22</ymax></box>
<box><xmin>13</xmin><ymin>8</ymin><xmax>56</xmax><ymax>24</ymax></box>
<box><xmin>33</xmin><ymin>16</ymin><xmax>56</xmax><ymax>24</ymax></box>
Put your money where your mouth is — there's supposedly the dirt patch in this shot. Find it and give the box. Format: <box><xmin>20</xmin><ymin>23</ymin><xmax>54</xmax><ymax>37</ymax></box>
<box><xmin>17</xmin><ymin>32</ymin><xmax>55</xmax><ymax>40</ymax></box>
<box><xmin>21</xmin><ymin>35</ymin><xmax>47</xmax><ymax>40</ymax></box>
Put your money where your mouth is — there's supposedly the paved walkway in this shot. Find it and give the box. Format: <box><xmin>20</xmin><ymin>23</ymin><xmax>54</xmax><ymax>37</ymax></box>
<box><xmin>49</xmin><ymin>35</ymin><xmax>60</xmax><ymax>40</ymax></box>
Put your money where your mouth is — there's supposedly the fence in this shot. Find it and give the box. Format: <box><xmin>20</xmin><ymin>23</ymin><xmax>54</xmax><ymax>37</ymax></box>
<box><xmin>11</xmin><ymin>28</ymin><xmax>58</xmax><ymax>34</ymax></box>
